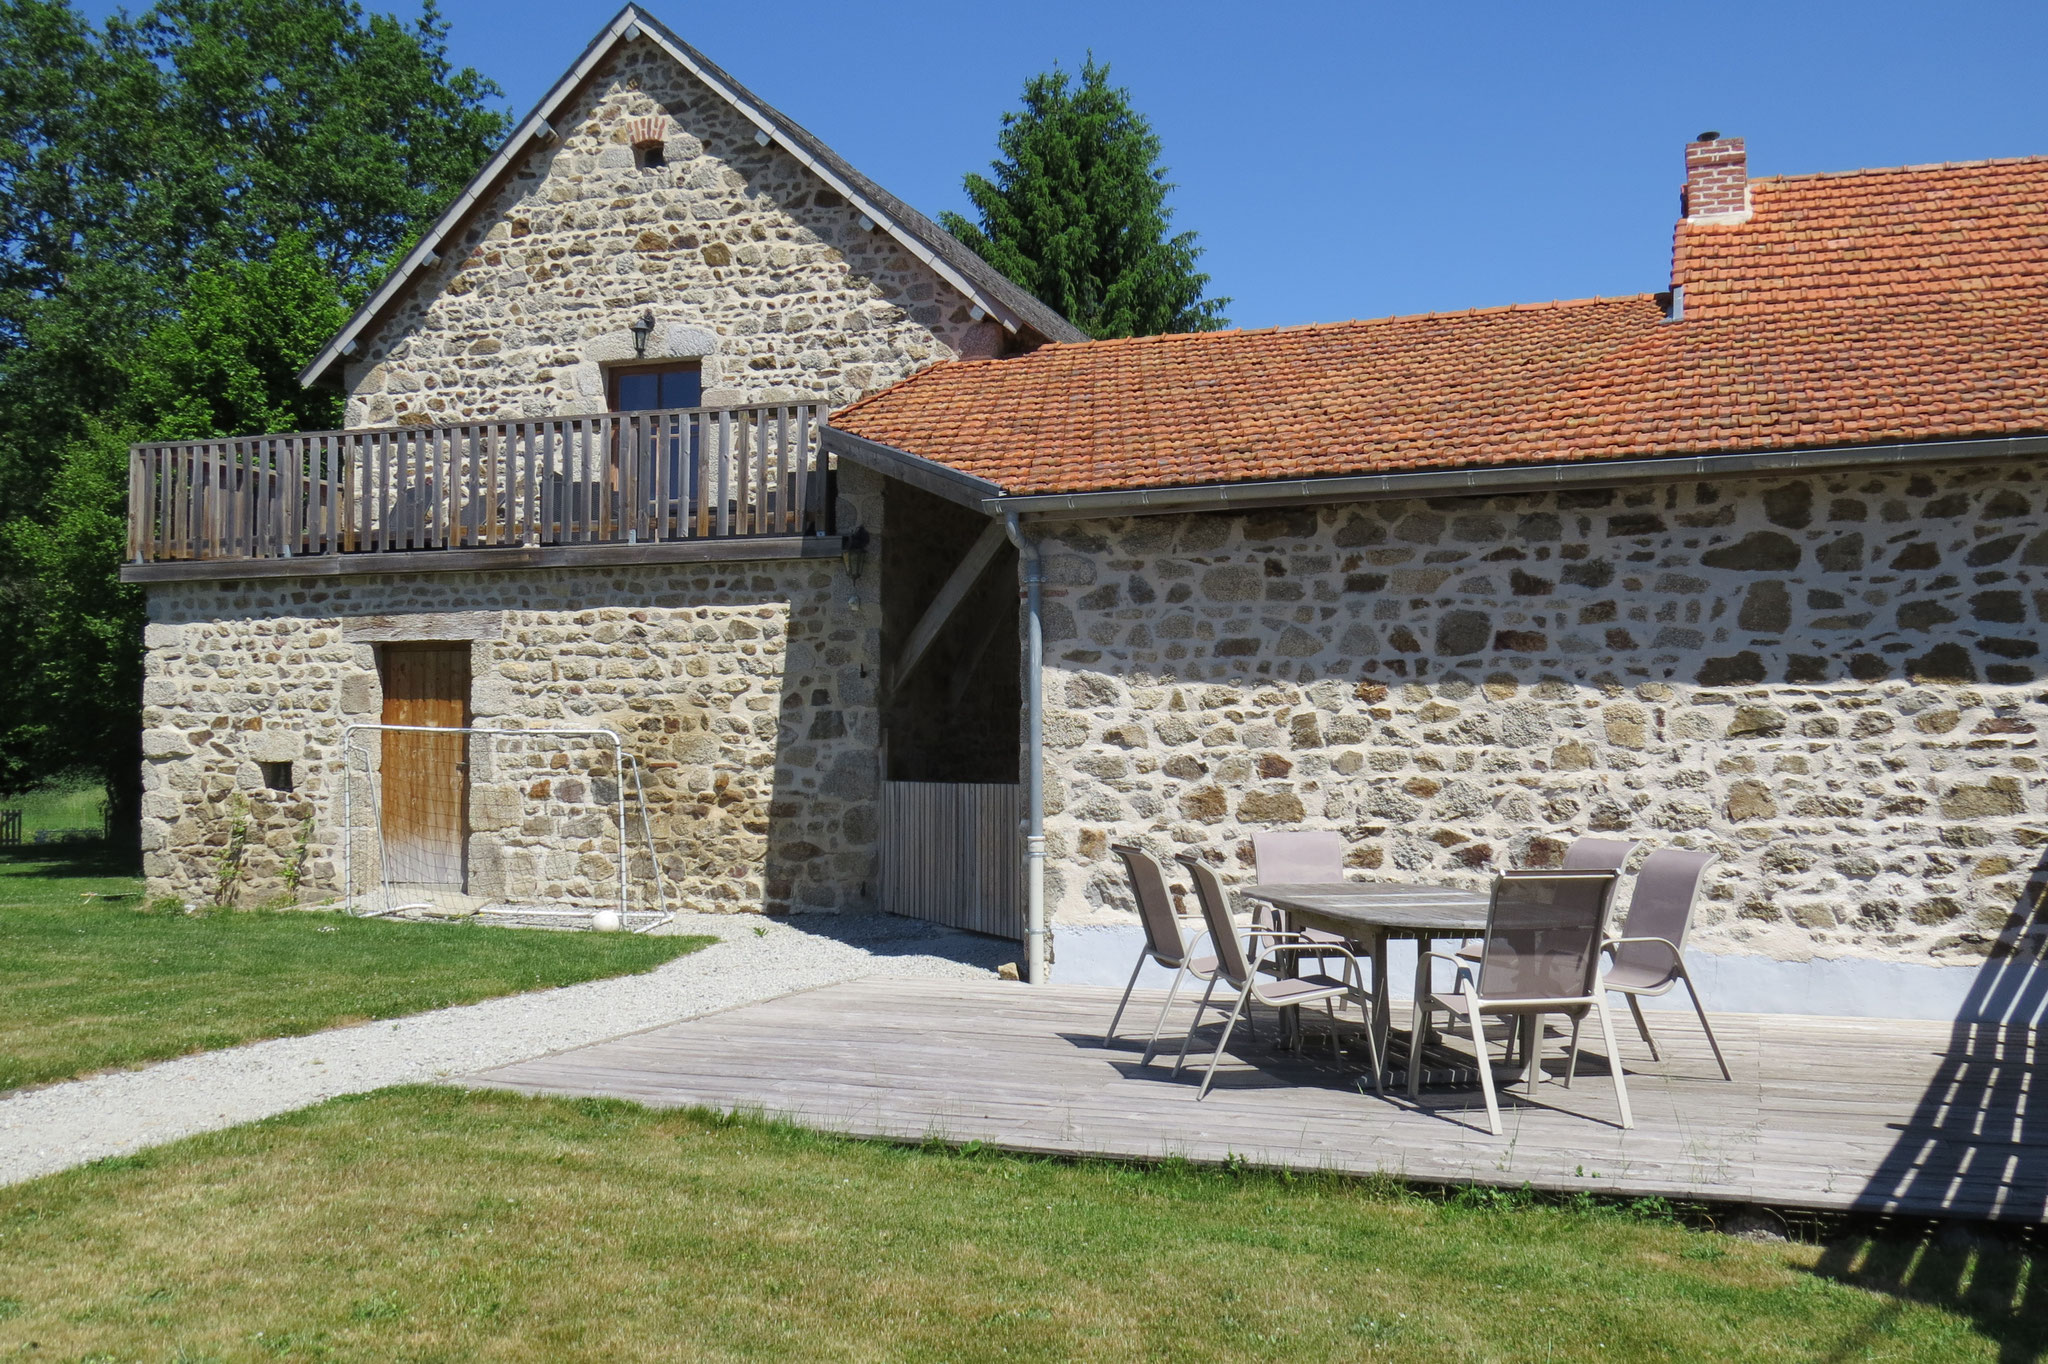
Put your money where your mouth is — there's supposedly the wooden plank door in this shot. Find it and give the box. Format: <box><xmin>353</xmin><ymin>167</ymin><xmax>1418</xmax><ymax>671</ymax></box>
<box><xmin>379</xmin><ymin>643</ymin><xmax>471</xmax><ymax>888</ymax></box>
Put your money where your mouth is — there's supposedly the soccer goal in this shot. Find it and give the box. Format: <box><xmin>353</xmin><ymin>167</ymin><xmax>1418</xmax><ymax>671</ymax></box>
<box><xmin>339</xmin><ymin>723</ymin><xmax>672</xmax><ymax>931</ymax></box>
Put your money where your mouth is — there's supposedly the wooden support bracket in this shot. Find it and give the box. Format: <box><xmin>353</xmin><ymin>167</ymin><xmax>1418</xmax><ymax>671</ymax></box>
<box><xmin>891</xmin><ymin>519</ymin><xmax>1010</xmax><ymax>692</ymax></box>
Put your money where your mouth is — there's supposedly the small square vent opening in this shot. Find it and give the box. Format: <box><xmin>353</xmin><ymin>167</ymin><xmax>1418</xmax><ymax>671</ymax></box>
<box><xmin>260</xmin><ymin>761</ymin><xmax>295</xmax><ymax>792</ymax></box>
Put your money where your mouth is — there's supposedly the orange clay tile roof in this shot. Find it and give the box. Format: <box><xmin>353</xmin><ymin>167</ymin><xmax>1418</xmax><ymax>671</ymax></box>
<box><xmin>832</xmin><ymin>155</ymin><xmax>2048</xmax><ymax>497</ymax></box>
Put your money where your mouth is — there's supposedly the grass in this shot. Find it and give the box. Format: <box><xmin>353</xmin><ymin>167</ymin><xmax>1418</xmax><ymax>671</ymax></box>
<box><xmin>0</xmin><ymin>847</ymin><xmax>713</xmax><ymax>1092</ymax></box>
<box><xmin>2</xmin><ymin>774</ymin><xmax>106</xmax><ymax>840</ymax></box>
<box><xmin>0</xmin><ymin>1088</ymin><xmax>2032</xmax><ymax>1361</ymax></box>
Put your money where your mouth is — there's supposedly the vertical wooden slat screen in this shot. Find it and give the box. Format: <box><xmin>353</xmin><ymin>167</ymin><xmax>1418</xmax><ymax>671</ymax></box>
<box><xmin>878</xmin><ymin>781</ymin><xmax>1025</xmax><ymax>940</ymax></box>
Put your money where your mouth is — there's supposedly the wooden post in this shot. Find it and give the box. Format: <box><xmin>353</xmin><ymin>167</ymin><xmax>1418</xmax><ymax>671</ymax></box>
<box><xmin>126</xmin><ymin>445</ymin><xmax>146</xmax><ymax>563</ymax></box>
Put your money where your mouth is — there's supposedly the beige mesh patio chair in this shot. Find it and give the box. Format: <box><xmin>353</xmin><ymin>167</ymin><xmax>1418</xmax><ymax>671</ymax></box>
<box><xmin>1603</xmin><ymin>848</ymin><xmax>1731</xmax><ymax>1080</ymax></box>
<box><xmin>1447</xmin><ymin>836</ymin><xmax>1644</xmax><ymax>1052</ymax></box>
<box><xmin>1172</xmin><ymin>853</ymin><xmax>1377</xmax><ymax>1100</ymax></box>
<box><xmin>1106</xmin><ymin>844</ymin><xmax>1216</xmax><ymax>1065</ymax></box>
<box><xmin>1250</xmin><ymin>830</ymin><xmax>1358</xmax><ymax>976</ymax></box>
<box><xmin>1425</xmin><ymin>869</ymin><xmax>1633</xmax><ymax>1136</ymax></box>
<box><xmin>1457</xmin><ymin>836</ymin><xmax>1640</xmax><ymax>963</ymax></box>
<box><xmin>1562</xmin><ymin>836</ymin><xmax>1642</xmax><ymax>873</ymax></box>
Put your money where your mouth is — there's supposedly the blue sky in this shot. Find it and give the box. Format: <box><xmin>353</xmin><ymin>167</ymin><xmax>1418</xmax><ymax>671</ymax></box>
<box><xmin>83</xmin><ymin>0</ymin><xmax>2048</xmax><ymax>330</ymax></box>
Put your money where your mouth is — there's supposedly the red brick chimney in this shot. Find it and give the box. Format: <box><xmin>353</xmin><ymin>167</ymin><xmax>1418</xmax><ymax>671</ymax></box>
<box><xmin>1683</xmin><ymin>132</ymin><xmax>1749</xmax><ymax>220</ymax></box>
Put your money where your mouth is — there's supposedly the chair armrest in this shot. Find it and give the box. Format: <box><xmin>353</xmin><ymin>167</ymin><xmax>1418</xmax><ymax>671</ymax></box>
<box><xmin>1421</xmin><ymin>950</ymin><xmax>1473</xmax><ymax>969</ymax></box>
<box><xmin>1251</xmin><ymin>940</ymin><xmax>1367</xmax><ymax>974</ymax></box>
<box><xmin>1604</xmin><ymin>935</ymin><xmax>1683</xmax><ymax>966</ymax></box>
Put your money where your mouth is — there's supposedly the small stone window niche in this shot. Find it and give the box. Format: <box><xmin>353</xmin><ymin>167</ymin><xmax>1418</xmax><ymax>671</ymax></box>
<box><xmin>633</xmin><ymin>139</ymin><xmax>666</xmax><ymax>169</ymax></box>
<box><xmin>260</xmin><ymin>761</ymin><xmax>295</xmax><ymax>793</ymax></box>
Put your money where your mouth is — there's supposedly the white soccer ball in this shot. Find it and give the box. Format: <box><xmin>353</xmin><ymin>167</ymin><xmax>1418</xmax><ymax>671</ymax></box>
<box><xmin>591</xmin><ymin>910</ymin><xmax>623</xmax><ymax>932</ymax></box>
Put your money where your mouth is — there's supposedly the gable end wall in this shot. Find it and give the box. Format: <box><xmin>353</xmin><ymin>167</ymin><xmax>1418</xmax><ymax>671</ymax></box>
<box><xmin>344</xmin><ymin>41</ymin><xmax>1003</xmax><ymax>427</ymax></box>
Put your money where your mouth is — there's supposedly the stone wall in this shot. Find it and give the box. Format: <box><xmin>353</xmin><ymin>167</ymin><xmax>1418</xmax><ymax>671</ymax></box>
<box><xmin>343</xmin><ymin>39</ymin><xmax>1002</xmax><ymax>428</ymax></box>
<box><xmin>139</xmin><ymin>476</ymin><xmax>884</xmax><ymax>913</ymax></box>
<box><xmin>1032</xmin><ymin>460</ymin><xmax>2048</xmax><ymax>970</ymax></box>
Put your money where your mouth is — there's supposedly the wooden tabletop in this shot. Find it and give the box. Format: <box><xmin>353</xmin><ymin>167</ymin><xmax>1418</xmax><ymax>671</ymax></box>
<box><xmin>1241</xmin><ymin>881</ymin><xmax>1490</xmax><ymax>939</ymax></box>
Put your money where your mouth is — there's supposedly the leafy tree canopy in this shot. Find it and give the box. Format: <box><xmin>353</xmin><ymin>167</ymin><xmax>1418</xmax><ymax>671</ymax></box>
<box><xmin>941</xmin><ymin>57</ymin><xmax>1228</xmax><ymax>340</ymax></box>
<box><xmin>0</xmin><ymin>0</ymin><xmax>506</xmax><ymax>822</ymax></box>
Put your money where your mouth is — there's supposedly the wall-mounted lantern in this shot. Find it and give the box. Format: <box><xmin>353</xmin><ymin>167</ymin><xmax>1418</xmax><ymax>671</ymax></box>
<box><xmin>841</xmin><ymin>524</ymin><xmax>870</xmax><ymax>579</ymax></box>
<box><xmin>841</xmin><ymin>524</ymin><xmax>870</xmax><ymax>610</ymax></box>
<box><xmin>631</xmin><ymin>310</ymin><xmax>656</xmax><ymax>357</ymax></box>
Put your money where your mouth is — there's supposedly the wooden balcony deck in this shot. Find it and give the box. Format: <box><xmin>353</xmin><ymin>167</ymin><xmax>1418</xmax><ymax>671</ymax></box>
<box><xmin>125</xmin><ymin>403</ymin><xmax>832</xmax><ymax>567</ymax></box>
<box><xmin>470</xmin><ymin>977</ymin><xmax>2047</xmax><ymax>1222</ymax></box>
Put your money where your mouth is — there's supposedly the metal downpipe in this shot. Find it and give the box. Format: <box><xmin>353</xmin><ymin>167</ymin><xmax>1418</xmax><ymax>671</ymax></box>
<box><xmin>1004</xmin><ymin>511</ymin><xmax>1047</xmax><ymax>985</ymax></box>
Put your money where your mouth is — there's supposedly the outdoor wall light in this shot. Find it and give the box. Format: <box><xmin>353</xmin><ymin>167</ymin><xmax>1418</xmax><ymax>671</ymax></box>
<box><xmin>841</xmin><ymin>525</ymin><xmax>870</xmax><ymax>609</ymax></box>
<box><xmin>841</xmin><ymin>524</ymin><xmax>870</xmax><ymax>579</ymax></box>
<box><xmin>631</xmin><ymin>310</ymin><xmax>656</xmax><ymax>357</ymax></box>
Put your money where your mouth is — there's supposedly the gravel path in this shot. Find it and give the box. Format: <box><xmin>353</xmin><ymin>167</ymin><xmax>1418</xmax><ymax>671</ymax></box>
<box><xmin>0</xmin><ymin>913</ymin><xmax>1008</xmax><ymax>1187</ymax></box>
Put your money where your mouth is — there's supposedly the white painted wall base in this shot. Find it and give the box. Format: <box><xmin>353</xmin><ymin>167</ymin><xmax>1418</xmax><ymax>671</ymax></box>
<box><xmin>1052</xmin><ymin>923</ymin><xmax>2042</xmax><ymax>1025</ymax></box>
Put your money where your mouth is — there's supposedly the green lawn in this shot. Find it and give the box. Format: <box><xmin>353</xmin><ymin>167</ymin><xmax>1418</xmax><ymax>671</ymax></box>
<box><xmin>2</xmin><ymin>774</ymin><xmax>107</xmax><ymax>841</ymax></box>
<box><xmin>0</xmin><ymin>848</ymin><xmax>712</xmax><ymax>1092</ymax></box>
<box><xmin>0</xmin><ymin>1087</ymin><xmax>2030</xmax><ymax>1362</ymax></box>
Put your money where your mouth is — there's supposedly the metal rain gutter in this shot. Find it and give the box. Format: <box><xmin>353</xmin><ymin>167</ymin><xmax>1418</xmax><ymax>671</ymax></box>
<box><xmin>1002</xmin><ymin>511</ymin><xmax>1047</xmax><ymax>986</ymax></box>
<box><xmin>976</xmin><ymin>433</ymin><xmax>2048</xmax><ymax>521</ymax></box>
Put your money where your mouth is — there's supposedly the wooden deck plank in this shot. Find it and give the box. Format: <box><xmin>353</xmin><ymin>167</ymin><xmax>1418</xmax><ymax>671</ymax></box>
<box><xmin>464</xmin><ymin>979</ymin><xmax>2047</xmax><ymax>1221</ymax></box>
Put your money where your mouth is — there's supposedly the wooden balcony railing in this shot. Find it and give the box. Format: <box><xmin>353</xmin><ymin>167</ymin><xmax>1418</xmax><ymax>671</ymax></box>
<box><xmin>127</xmin><ymin>403</ymin><xmax>833</xmax><ymax>564</ymax></box>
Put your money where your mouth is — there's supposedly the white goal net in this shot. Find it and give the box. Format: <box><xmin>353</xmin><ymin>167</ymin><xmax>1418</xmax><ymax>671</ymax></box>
<box><xmin>340</xmin><ymin>723</ymin><xmax>670</xmax><ymax>931</ymax></box>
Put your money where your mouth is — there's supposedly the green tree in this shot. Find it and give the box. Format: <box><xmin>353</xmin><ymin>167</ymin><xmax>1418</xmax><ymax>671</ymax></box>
<box><xmin>0</xmin><ymin>0</ymin><xmax>507</xmax><ymax>840</ymax></box>
<box><xmin>941</xmin><ymin>57</ymin><xmax>1228</xmax><ymax>339</ymax></box>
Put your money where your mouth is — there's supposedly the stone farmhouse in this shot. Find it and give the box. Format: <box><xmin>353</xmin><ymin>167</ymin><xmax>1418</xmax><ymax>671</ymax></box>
<box><xmin>126</xmin><ymin>6</ymin><xmax>2048</xmax><ymax>1023</ymax></box>
<box><xmin>129</xmin><ymin>6</ymin><xmax>1080</xmax><ymax>929</ymax></box>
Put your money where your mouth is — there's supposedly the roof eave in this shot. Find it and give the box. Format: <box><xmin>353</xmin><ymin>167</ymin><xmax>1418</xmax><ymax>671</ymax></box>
<box><xmin>821</xmin><ymin>424</ymin><xmax>1005</xmax><ymax>511</ymax></box>
<box><xmin>978</xmin><ymin>433</ymin><xmax>2048</xmax><ymax>520</ymax></box>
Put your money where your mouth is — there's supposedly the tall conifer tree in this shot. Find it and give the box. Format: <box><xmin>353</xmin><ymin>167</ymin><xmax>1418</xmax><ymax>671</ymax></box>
<box><xmin>942</xmin><ymin>58</ymin><xmax>1228</xmax><ymax>339</ymax></box>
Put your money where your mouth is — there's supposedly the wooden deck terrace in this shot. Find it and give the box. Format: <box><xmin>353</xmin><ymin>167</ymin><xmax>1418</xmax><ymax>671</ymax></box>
<box><xmin>123</xmin><ymin>402</ymin><xmax>833</xmax><ymax>570</ymax></box>
<box><xmin>470</xmin><ymin>977</ymin><xmax>2047</xmax><ymax>1223</ymax></box>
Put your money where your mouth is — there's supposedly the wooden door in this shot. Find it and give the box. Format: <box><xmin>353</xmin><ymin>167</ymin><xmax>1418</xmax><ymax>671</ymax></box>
<box><xmin>380</xmin><ymin>643</ymin><xmax>471</xmax><ymax>888</ymax></box>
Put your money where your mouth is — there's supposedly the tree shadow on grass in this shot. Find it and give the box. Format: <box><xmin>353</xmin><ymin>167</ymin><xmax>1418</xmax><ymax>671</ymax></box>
<box><xmin>0</xmin><ymin>841</ymin><xmax>142</xmax><ymax>880</ymax></box>
<box><xmin>1810</xmin><ymin>1221</ymin><xmax>2044</xmax><ymax>1364</ymax></box>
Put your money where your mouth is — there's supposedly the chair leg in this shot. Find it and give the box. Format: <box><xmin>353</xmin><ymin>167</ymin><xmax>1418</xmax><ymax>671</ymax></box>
<box><xmin>1594</xmin><ymin>998</ymin><xmax>1634</xmax><ymax>1130</ymax></box>
<box><xmin>1357</xmin><ymin>982</ymin><xmax>1385</xmax><ymax>1085</ymax></box>
<box><xmin>1105</xmin><ymin>948</ymin><xmax>1148</xmax><ymax>1043</ymax></box>
<box><xmin>1138</xmin><ymin>964</ymin><xmax>1190</xmax><ymax>1067</ymax></box>
<box><xmin>1679</xmin><ymin>966</ymin><xmax>1733</xmax><ymax>1081</ymax></box>
<box><xmin>1172</xmin><ymin>976</ymin><xmax>1221</xmax><ymax>1077</ymax></box>
<box><xmin>1624</xmin><ymin>992</ymin><xmax>1660</xmax><ymax>1061</ymax></box>
<box><xmin>1563</xmin><ymin>1014</ymin><xmax>1585</xmax><ymax>1090</ymax></box>
<box><xmin>1525</xmin><ymin>1016</ymin><xmax>1544</xmax><ymax>1096</ymax></box>
<box><xmin>1325</xmin><ymin>1000</ymin><xmax>1341</xmax><ymax>1058</ymax></box>
<box><xmin>1464</xmin><ymin>988</ymin><xmax>1503</xmax><ymax>1136</ymax></box>
<box><xmin>1196</xmin><ymin>991</ymin><xmax>1252</xmax><ymax>1101</ymax></box>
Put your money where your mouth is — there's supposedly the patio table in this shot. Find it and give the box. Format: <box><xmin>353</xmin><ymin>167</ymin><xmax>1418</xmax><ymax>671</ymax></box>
<box><xmin>1240</xmin><ymin>881</ymin><xmax>1489</xmax><ymax>1096</ymax></box>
